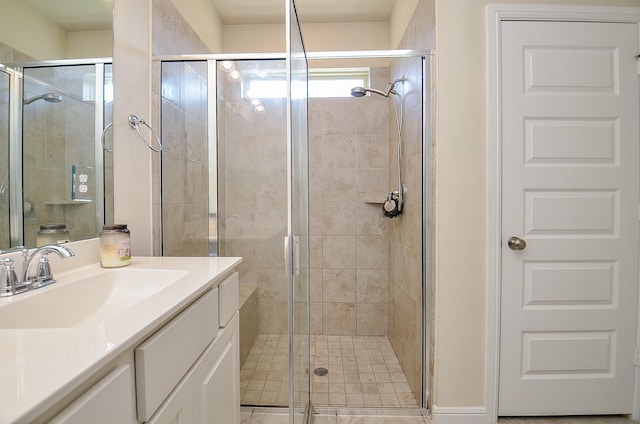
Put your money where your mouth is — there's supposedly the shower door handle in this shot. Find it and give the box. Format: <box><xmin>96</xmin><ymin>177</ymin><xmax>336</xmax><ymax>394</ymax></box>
<box><xmin>284</xmin><ymin>236</ymin><xmax>300</xmax><ymax>277</ymax></box>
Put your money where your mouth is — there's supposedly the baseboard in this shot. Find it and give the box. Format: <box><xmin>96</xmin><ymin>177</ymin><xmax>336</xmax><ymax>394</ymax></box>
<box><xmin>431</xmin><ymin>406</ymin><xmax>488</xmax><ymax>424</ymax></box>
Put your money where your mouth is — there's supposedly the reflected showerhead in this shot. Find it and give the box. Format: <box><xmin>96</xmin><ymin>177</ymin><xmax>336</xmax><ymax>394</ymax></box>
<box><xmin>24</xmin><ymin>93</ymin><xmax>63</xmax><ymax>105</ymax></box>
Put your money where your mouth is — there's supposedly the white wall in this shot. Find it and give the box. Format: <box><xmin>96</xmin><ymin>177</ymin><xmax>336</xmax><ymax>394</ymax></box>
<box><xmin>390</xmin><ymin>0</ymin><xmax>420</xmax><ymax>48</ymax></box>
<box><xmin>170</xmin><ymin>0</ymin><xmax>223</xmax><ymax>53</ymax></box>
<box><xmin>67</xmin><ymin>30</ymin><xmax>113</xmax><ymax>58</ymax></box>
<box><xmin>223</xmin><ymin>21</ymin><xmax>391</xmax><ymax>53</ymax></box>
<box><xmin>112</xmin><ymin>0</ymin><xmax>154</xmax><ymax>256</ymax></box>
<box><xmin>0</xmin><ymin>0</ymin><xmax>66</xmax><ymax>60</ymax></box>
<box><xmin>433</xmin><ymin>0</ymin><xmax>640</xmax><ymax>411</ymax></box>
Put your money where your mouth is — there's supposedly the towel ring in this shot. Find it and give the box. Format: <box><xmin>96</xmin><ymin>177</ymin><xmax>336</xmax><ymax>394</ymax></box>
<box><xmin>128</xmin><ymin>114</ymin><xmax>162</xmax><ymax>152</ymax></box>
<box><xmin>101</xmin><ymin>121</ymin><xmax>113</xmax><ymax>153</ymax></box>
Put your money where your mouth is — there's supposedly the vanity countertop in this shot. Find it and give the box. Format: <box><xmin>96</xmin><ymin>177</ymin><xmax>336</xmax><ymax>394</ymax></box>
<box><xmin>0</xmin><ymin>255</ymin><xmax>242</xmax><ymax>424</ymax></box>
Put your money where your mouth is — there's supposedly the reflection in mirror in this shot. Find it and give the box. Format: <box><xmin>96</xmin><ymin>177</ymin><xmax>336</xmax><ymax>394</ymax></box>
<box><xmin>0</xmin><ymin>0</ymin><xmax>113</xmax><ymax>249</ymax></box>
<box><xmin>0</xmin><ymin>68</ymin><xmax>9</xmax><ymax>249</ymax></box>
<box><xmin>21</xmin><ymin>62</ymin><xmax>112</xmax><ymax>247</ymax></box>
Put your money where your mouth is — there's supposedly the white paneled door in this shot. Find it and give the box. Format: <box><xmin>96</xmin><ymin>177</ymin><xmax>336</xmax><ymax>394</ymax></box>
<box><xmin>499</xmin><ymin>21</ymin><xmax>640</xmax><ymax>415</ymax></box>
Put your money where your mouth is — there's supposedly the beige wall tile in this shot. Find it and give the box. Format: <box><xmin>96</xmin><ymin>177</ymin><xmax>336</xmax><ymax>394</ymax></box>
<box><xmin>356</xmin><ymin>203</ymin><xmax>388</xmax><ymax>237</ymax></box>
<box><xmin>357</xmin><ymin>270</ymin><xmax>389</xmax><ymax>304</ymax></box>
<box><xmin>357</xmin><ymin>134</ymin><xmax>388</xmax><ymax>169</ymax></box>
<box><xmin>322</xmin><ymin>202</ymin><xmax>358</xmax><ymax>236</ymax></box>
<box><xmin>357</xmin><ymin>236</ymin><xmax>389</xmax><ymax>270</ymax></box>
<box><xmin>323</xmin><ymin>268</ymin><xmax>357</xmax><ymax>303</ymax></box>
<box><xmin>357</xmin><ymin>303</ymin><xmax>388</xmax><ymax>336</ymax></box>
<box><xmin>323</xmin><ymin>302</ymin><xmax>357</xmax><ymax>335</ymax></box>
<box><xmin>323</xmin><ymin>236</ymin><xmax>357</xmax><ymax>269</ymax></box>
<box><xmin>357</xmin><ymin>168</ymin><xmax>389</xmax><ymax>201</ymax></box>
<box><xmin>323</xmin><ymin>135</ymin><xmax>357</xmax><ymax>169</ymax></box>
<box><xmin>322</xmin><ymin>169</ymin><xmax>357</xmax><ymax>201</ymax></box>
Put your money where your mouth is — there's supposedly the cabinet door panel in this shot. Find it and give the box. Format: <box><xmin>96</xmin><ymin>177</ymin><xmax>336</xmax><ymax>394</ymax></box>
<box><xmin>195</xmin><ymin>313</ymin><xmax>240</xmax><ymax>423</ymax></box>
<box><xmin>49</xmin><ymin>366</ymin><xmax>136</xmax><ymax>424</ymax></box>
<box><xmin>147</xmin><ymin>378</ymin><xmax>193</xmax><ymax>424</ymax></box>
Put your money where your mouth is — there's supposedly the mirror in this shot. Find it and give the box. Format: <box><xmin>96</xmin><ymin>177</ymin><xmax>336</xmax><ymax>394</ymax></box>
<box><xmin>0</xmin><ymin>0</ymin><xmax>113</xmax><ymax>250</ymax></box>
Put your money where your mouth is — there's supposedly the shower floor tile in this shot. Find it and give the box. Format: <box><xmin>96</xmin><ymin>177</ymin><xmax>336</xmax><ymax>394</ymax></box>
<box><xmin>311</xmin><ymin>335</ymin><xmax>419</xmax><ymax>408</ymax></box>
<box><xmin>241</xmin><ymin>334</ymin><xmax>290</xmax><ymax>407</ymax></box>
<box><xmin>241</xmin><ymin>334</ymin><xmax>419</xmax><ymax>408</ymax></box>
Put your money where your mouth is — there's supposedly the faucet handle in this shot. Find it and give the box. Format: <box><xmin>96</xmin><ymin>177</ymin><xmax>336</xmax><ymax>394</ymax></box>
<box><xmin>0</xmin><ymin>258</ymin><xmax>20</xmax><ymax>297</ymax></box>
<box><xmin>31</xmin><ymin>257</ymin><xmax>54</xmax><ymax>289</ymax></box>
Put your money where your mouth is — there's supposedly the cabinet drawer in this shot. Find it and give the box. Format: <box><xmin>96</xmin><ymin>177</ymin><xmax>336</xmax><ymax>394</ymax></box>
<box><xmin>49</xmin><ymin>366</ymin><xmax>135</xmax><ymax>424</ymax></box>
<box><xmin>135</xmin><ymin>287</ymin><xmax>219</xmax><ymax>422</ymax></box>
<box><xmin>219</xmin><ymin>272</ymin><xmax>238</xmax><ymax>327</ymax></box>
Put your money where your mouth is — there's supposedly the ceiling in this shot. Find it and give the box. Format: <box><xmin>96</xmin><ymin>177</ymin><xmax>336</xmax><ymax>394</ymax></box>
<box><xmin>22</xmin><ymin>0</ymin><xmax>396</xmax><ymax>30</ymax></box>
<box><xmin>213</xmin><ymin>0</ymin><xmax>397</xmax><ymax>24</ymax></box>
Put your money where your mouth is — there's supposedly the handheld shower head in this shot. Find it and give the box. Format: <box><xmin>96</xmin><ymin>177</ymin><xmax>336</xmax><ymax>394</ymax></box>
<box><xmin>350</xmin><ymin>86</ymin><xmax>391</xmax><ymax>98</ymax></box>
<box><xmin>24</xmin><ymin>93</ymin><xmax>63</xmax><ymax>105</ymax></box>
<box><xmin>350</xmin><ymin>78</ymin><xmax>405</xmax><ymax>99</ymax></box>
<box><xmin>350</xmin><ymin>87</ymin><xmax>367</xmax><ymax>97</ymax></box>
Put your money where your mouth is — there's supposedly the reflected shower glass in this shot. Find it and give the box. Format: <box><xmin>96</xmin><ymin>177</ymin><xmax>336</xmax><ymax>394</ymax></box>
<box><xmin>22</xmin><ymin>64</ymin><xmax>107</xmax><ymax>247</ymax></box>
<box><xmin>103</xmin><ymin>63</ymin><xmax>114</xmax><ymax>225</ymax></box>
<box><xmin>0</xmin><ymin>68</ymin><xmax>9</xmax><ymax>249</ymax></box>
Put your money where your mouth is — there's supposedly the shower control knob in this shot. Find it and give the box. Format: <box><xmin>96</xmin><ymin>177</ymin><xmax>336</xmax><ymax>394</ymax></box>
<box><xmin>507</xmin><ymin>236</ymin><xmax>527</xmax><ymax>251</ymax></box>
<box><xmin>384</xmin><ymin>198</ymin><xmax>397</xmax><ymax>212</ymax></box>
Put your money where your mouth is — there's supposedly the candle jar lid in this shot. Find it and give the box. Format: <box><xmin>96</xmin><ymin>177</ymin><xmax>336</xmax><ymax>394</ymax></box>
<box><xmin>102</xmin><ymin>224</ymin><xmax>128</xmax><ymax>231</ymax></box>
<box><xmin>39</xmin><ymin>224</ymin><xmax>68</xmax><ymax>232</ymax></box>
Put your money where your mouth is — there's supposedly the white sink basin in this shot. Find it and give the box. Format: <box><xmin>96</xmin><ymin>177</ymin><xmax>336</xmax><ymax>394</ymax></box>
<box><xmin>0</xmin><ymin>268</ymin><xmax>188</xmax><ymax>329</ymax></box>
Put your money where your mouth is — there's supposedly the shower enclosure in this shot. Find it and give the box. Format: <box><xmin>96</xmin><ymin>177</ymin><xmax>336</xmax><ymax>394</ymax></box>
<box><xmin>158</xmin><ymin>49</ymin><xmax>431</xmax><ymax>416</ymax></box>
<box><xmin>0</xmin><ymin>60</ymin><xmax>113</xmax><ymax>250</ymax></box>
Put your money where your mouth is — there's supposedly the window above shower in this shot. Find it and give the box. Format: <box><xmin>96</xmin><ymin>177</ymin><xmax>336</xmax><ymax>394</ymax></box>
<box><xmin>233</xmin><ymin>67</ymin><xmax>370</xmax><ymax>99</ymax></box>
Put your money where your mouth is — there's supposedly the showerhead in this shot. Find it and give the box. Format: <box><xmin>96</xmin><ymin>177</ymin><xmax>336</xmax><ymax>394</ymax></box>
<box><xmin>350</xmin><ymin>87</ymin><xmax>367</xmax><ymax>97</ymax></box>
<box><xmin>350</xmin><ymin>78</ymin><xmax>404</xmax><ymax>99</ymax></box>
<box><xmin>24</xmin><ymin>93</ymin><xmax>63</xmax><ymax>105</ymax></box>
<box><xmin>350</xmin><ymin>86</ymin><xmax>389</xmax><ymax>98</ymax></box>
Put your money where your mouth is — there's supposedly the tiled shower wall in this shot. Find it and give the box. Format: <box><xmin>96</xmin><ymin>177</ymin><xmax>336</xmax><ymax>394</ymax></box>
<box><xmin>152</xmin><ymin>0</ymin><xmax>209</xmax><ymax>256</ymax></box>
<box><xmin>387</xmin><ymin>0</ymin><xmax>436</xmax><ymax>403</ymax></box>
<box><xmin>159</xmin><ymin>61</ymin><xmax>209</xmax><ymax>257</ymax></box>
<box><xmin>152</xmin><ymin>0</ymin><xmax>210</xmax><ymax>256</ymax></box>
<box><xmin>309</xmin><ymin>67</ymin><xmax>392</xmax><ymax>337</ymax></box>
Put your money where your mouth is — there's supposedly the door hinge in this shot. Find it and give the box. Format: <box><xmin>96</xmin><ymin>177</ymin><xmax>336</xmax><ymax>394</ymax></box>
<box><xmin>635</xmin><ymin>349</ymin><xmax>640</xmax><ymax>367</ymax></box>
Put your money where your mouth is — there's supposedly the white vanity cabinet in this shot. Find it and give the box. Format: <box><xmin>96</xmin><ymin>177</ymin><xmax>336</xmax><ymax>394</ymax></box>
<box><xmin>35</xmin><ymin>270</ymin><xmax>240</xmax><ymax>424</ymax></box>
<box><xmin>137</xmin><ymin>272</ymin><xmax>240</xmax><ymax>424</ymax></box>
<box><xmin>191</xmin><ymin>313</ymin><xmax>240</xmax><ymax>423</ymax></box>
<box><xmin>48</xmin><ymin>365</ymin><xmax>137</xmax><ymax>424</ymax></box>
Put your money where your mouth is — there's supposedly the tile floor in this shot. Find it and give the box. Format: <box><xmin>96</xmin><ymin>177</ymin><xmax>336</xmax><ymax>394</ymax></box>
<box><xmin>242</xmin><ymin>411</ymin><xmax>430</xmax><ymax>423</ymax></box>
<box><xmin>241</xmin><ymin>336</ymin><xmax>636</xmax><ymax>424</ymax></box>
<box><xmin>242</xmin><ymin>412</ymin><xmax>636</xmax><ymax>424</ymax></box>
<box><xmin>497</xmin><ymin>418</ymin><xmax>636</xmax><ymax>423</ymax></box>
<box><xmin>311</xmin><ymin>334</ymin><xmax>418</xmax><ymax>407</ymax></box>
<box><xmin>241</xmin><ymin>334</ymin><xmax>290</xmax><ymax>406</ymax></box>
<box><xmin>241</xmin><ymin>334</ymin><xmax>419</xmax><ymax>408</ymax></box>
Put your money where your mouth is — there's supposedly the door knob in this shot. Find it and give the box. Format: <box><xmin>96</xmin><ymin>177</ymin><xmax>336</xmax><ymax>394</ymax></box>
<box><xmin>507</xmin><ymin>236</ymin><xmax>527</xmax><ymax>251</ymax></box>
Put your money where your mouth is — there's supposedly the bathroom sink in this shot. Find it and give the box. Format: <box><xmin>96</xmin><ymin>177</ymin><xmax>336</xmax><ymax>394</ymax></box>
<box><xmin>0</xmin><ymin>268</ymin><xmax>188</xmax><ymax>329</ymax></box>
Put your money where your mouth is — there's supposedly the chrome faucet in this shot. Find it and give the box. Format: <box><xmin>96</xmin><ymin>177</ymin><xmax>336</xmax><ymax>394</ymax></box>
<box><xmin>22</xmin><ymin>245</ymin><xmax>75</xmax><ymax>290</ymax></box>
<box><xmin>0</xmin><ymin>244</ymin><xmax>75</xmax><ymax>296</ymax></box>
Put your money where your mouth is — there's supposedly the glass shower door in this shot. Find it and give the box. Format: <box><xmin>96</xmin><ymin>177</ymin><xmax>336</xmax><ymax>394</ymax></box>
<box><xmin>286</xmin><ymin>0</ymin><xmax>310</xmax><ymax>422</ymax></box>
